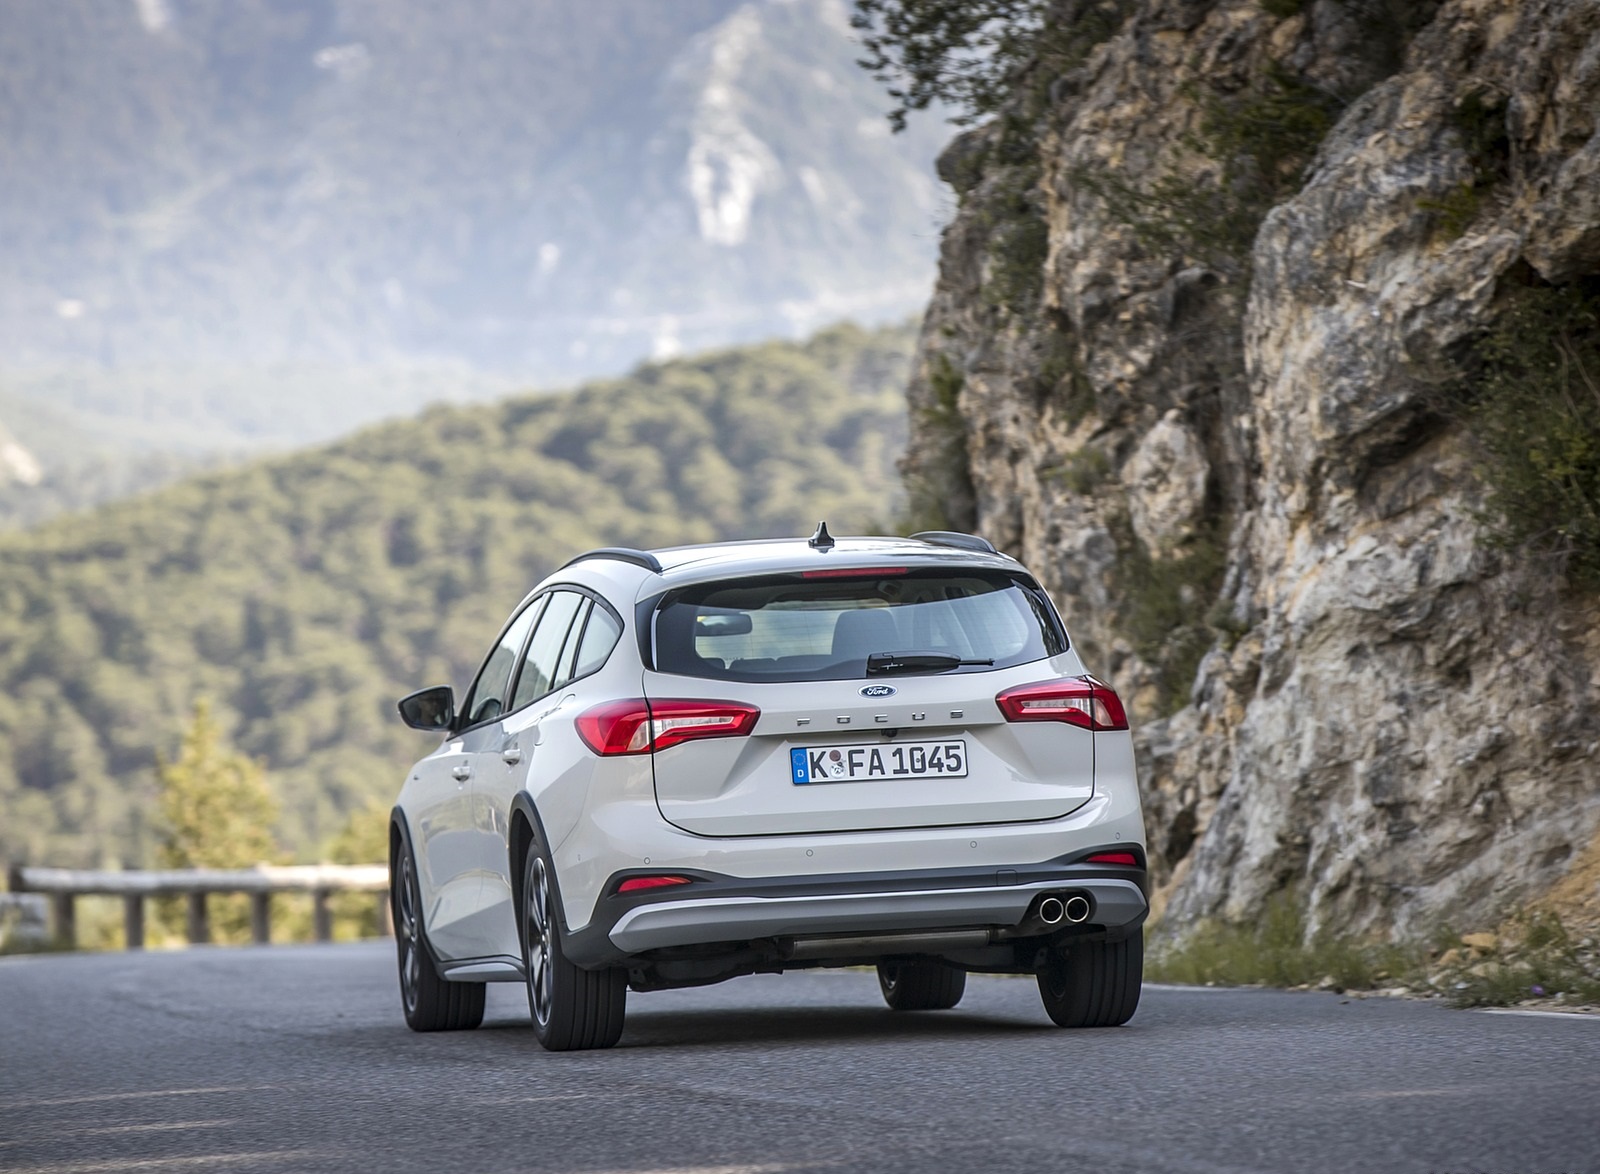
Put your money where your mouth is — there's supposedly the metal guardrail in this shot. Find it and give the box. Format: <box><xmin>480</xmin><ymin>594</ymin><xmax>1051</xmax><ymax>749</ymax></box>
<box><xmin>7</xmin><ymin>865</ymin><xmax>391</xmax><ymax>950</ymax></box>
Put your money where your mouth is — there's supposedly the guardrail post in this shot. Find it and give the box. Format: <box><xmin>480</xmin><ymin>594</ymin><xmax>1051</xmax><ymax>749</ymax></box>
<box><xmin>52</xmin><ymin>892</ymin><xmax>76</xmax><ymax>949</ymax></box>
<box><xmin>375</xmin><ymin>889</ymin><xmax>393</xmax><ymax>938</ymax></box>
<box><xmin>250</xmin><ymin>893</ymin><xmax>271</xmax><ymax>945</ymax></box>
<box><xmin>313</xmin><ymin>888</ymin><xmax>332</xmax><ymax>942</ymax></box>
<box><xmin>186</xmin><ymin>891</ymin><xmax>209</xmax><ymax>945</ymax></box>
<box><xmin>123</xmin><ymin>895</ymin><xmax>145</xmax><ymax>950</ymax></box>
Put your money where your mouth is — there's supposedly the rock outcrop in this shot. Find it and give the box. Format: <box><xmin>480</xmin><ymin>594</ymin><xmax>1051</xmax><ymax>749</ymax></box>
<box><xmin>904</xmin><ymin>0</ymin><xmax>1600</xmax><ymax>935</ymax></box>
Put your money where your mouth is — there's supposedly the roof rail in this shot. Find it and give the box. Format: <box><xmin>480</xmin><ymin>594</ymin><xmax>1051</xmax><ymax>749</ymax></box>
<box><xmin>563</xmin><ymin>547</ymin><xmax>663</xmax><ymax>574</ymax></box>
<box><xmin>909</xmin><ymin>530</ymin><xmax>998</xmax><ymax>555</ymax></box>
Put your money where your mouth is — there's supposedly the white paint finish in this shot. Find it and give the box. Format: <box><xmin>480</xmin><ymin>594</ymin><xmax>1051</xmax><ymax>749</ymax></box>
<box><xmin>646</xmin><ymin>656</ymin><xmax>1097</xmax><ymax>837</ymax></box>
<box><xmin>396</xmin><ymin>739</ymin><xmax>484</xmax><ymax>960</ymax></box>
<box><xmin>399</xmin><ymin>536</ymin><xmax>1148</xmax><ymax>957</ymax></box>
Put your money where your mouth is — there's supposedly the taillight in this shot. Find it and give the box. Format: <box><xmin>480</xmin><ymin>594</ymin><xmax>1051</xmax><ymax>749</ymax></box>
<box><xmin>995</xmin><ymin>677</ymin><xmax>1129</xmax><ymax>731</ymax></box>
<box><xmin>616</xmin><ymin>875</ymin><xmax>693</xmax><ymax>893</ymax></box>
<box><xmin>576</xmin><ymin>698</ymin><xmax>760</xmax><ymax>756</ymax></box>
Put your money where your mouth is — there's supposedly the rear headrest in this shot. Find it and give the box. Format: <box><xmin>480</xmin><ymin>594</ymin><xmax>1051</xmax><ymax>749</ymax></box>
<box><xmin>831</xmin><ymin>608</ymin><xmax>898</xmax><ymax>660</ymax></box>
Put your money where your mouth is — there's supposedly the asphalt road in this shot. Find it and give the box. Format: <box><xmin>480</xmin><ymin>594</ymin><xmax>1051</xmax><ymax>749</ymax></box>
<box><xmin>1</xmin><ymin>943</ymin><xmax>1596</xmax><ymax>1174</ymax></box>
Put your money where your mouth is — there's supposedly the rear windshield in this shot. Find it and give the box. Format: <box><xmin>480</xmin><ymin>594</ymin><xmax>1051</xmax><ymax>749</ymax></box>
<box><xmin>652</xmin><ymin>569</ymin><xmax>1067</xmax><ymax>682</ymax></box>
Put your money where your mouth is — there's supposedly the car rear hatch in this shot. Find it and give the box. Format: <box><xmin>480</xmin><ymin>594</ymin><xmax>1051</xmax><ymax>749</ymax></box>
<box><xmin>639</xmin><ymin>565</ymin><xmax>1099</xmax><ymax>837</ymax></box>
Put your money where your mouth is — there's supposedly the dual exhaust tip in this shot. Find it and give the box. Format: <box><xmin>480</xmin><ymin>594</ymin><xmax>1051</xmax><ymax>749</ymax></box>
<box><xmin>1037</xmin><ymin>893</ymin><xmax>1092</xmax><ymax>926</ymax></box>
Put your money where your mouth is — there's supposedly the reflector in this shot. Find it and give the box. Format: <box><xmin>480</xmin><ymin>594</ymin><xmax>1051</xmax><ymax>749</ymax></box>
<box><xmin>1085</xmin><ymin>851</ymin><xmax>1140</xmax><ymax>867</ymax></box>
<box><xmin>617</xmin><ymin>875</ymin><xmax>692</xmax><ymax>893</ymax></box>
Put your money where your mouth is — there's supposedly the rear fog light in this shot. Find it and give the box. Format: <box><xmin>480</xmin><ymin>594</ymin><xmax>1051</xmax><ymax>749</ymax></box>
<box><xmin>616</xmin><ymin>875</ymin><xmax>693</xmax><ymax>894</ymax></box>
<box><xmin>1084</xmin><ymin>851</ymin><xmax>1140</xmax><ymax>867</ymax></box>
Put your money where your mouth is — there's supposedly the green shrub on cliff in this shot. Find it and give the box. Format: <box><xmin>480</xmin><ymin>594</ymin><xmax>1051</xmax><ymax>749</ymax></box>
<box><xmin>1072</xmin><ymin>63</ymin><xmax>1340</xmax><ymax>269</ymax></box>
<box><xmin>1463</xmin><ymin>283</ymin><xmax>1600</xmax><ymax>588</ymax></box>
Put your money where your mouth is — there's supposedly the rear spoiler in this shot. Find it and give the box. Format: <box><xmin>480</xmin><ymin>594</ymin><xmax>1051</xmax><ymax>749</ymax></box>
<box><xmin>909</xmin><ymin>530</ymin><xmax>998</xmax><ymax>555</ymax></box>
<box><xmin>563</xmin><ymin>547</ymin><xmax>663</xmax><ymax>574</ymax></box>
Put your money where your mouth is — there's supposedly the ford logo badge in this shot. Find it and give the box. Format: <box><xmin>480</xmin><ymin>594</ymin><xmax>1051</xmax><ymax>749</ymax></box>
<box><xmin>860</xmin><ymin>684</ymin><xmax>897</xmax><ymax>698</ymax></box>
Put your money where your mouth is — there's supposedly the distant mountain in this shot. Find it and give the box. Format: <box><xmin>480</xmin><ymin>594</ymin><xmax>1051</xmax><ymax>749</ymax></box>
<box><xmin>0</xmin><ymin>363</ymin><xmax>522</xmax><ymax>529</ymax></box>
<box><xmin>0</xmin><ymin>0</ymin><xmax>949</xmax><ymax>382</ymax></box>
<box><xmin>0</xmin><ymin>321</ymin><xmax>914</xmax><ymax>868</ymax></box>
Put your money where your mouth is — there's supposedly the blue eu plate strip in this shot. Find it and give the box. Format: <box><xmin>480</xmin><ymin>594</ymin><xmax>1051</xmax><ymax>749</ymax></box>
<box><xmin>790</xmin><ymin>748</ymin><xmax>810</xmax><ymax>784</ymax></box>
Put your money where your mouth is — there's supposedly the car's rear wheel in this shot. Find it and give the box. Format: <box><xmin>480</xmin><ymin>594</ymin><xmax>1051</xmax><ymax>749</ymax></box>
<box><xmin>877</xmin><ymin>960</ymin><xmax>966</xmax><ymax>1010</ymax></box>
<box><xmin>1036</xmin><ymin>933</ymin><xmax>1142</xmax><ymax>1027</ymax></box>
<box><xmin>393</xmin><ymin>840</ymin><xmax>485</xmax><ymax>1031</ymax></box>
<box><xmin>522</xmin><ymin>846</ymin><xmax>626</xmax><ymax>1051</ymax></box>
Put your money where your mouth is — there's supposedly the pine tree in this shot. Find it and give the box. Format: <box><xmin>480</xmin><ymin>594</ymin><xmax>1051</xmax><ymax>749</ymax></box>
<box><xmin>154</xmin><ymin>701</ymin><xmax>282</xmax><ymax>943</ymax></box>
<box><xmin>157</xmin><ymin>700</ymin><xmax>280</xmax><ymax>869</ymax></box>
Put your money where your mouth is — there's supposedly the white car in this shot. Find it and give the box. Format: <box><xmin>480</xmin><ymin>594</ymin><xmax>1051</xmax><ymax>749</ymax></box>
<box><xmin>390</xmin><ymin>526</ymin><xmax>1148</xmax><ymax>1050</ymax></box>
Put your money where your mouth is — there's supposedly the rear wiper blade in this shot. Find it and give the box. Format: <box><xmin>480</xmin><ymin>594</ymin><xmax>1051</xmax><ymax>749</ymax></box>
<box><xmin>865</xmin><ymin>650</ymin><xmax>995</xmax><ymax>676</ymax></box>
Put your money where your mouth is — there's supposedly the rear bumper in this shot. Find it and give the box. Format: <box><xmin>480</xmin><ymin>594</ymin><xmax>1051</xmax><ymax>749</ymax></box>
<box><xmin>610</xmin><ymin>878</ymin><xmax>1145</xmax><ymax>953</ymax></box>
<box><xmin>563</xmin><ymin>859</ymin><xmax>1148</xmax><ymax>966</ymax></box>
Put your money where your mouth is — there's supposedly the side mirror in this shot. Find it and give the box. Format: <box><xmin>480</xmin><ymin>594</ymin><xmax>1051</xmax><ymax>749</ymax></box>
<box><xmin>398</xmin><ymin>685</ymin><xmax>455</xmax><ymax>732</ymax></box>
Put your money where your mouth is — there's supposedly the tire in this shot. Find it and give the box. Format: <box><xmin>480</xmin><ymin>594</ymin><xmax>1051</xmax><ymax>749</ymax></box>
<box><xmin>393</xmin><ymin>840</ymin><xmax>485</xmax><ymax>1031</ymax></box>
<box><xmin>521</xmin><ymin>845</ymin><xmax>626</xmax><ymax>1051</ymax></box>
<box><xmin>1036</xmin><ymin>933</ymin><xmax>1142</xmax><ymax>1028</ymax></box>
<box><xmin>877</xmin><ymin>960</ymin><xmax>966</xmax><ymax>1010</ymax></box>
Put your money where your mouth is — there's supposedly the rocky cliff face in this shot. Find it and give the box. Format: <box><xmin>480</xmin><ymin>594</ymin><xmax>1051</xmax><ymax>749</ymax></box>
<box><xmin>904</xmin><ymin>0</ymin><xmax>1600</xmax><ymax>936</ymax></box>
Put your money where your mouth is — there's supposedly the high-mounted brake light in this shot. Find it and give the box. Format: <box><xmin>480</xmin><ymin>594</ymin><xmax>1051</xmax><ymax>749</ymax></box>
<box><xmin>1085</xmin><ymin>851</ymin><xmax>1140</xmax><ymax>867</ymax></box>
<box><xmin>617</xmin><ymin>875</ymin><xmax>693</xmax><ymax>893</ymax></box>
<box><xmin>576</xmin><ymin>698</ymin><xmax>760</xmax><ymax>756</ymax></box>
<box><xmin>800</xmin><ymin>566</ymin><xmax>908</xmax><ymax>579</ymax></box>
<box><xmin>995</xmin><ymin>677</ymin><xmax>1129</xmax><ymax>732</ymax></box>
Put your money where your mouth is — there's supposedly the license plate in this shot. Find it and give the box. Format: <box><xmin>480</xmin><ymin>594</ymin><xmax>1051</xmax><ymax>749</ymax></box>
<box><xmin>790</xmin><ymin>740</ymin><xmax>968</xmax><ymax>784</ymax></box>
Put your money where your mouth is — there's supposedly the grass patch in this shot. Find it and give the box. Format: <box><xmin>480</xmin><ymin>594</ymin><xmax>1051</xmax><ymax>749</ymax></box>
<box><xmin>1419</xmin><ymin>89</ymin><xmax>1509</xmax><ymax>240</ymax></box>
<box><xmin>903</xmin><ymin>352</ymin><xmax>978</xmax><ymax>533</ymax></box>
<box><xmin>1151</xmin><ymin>899</ymin><xmax>1600</xmax><ymax>1009</ymax></box>
<box><xmin>1028</xmin><ymin>324</ymin><xmax>1097</xmax><ymax>426</ymax></box>
<box><xmin>1431</xmin><ymin>910</ymin><xmax>1600</xmax><ymax>1009</ymax></box>
<box><xmin>1453</xmin><ymin>282</ymin><xmax>1600</xmax><ymax>588</ymax></box>
<box><xmin>1073</xmin><ymin>62</ymin><xmax>1339</xmax><ymax>269</ymax></box>
<box><xmin>0</xmin><ymin>934</ymin><xmax>75</xmax><ymax>957</ymax></box>
<box><xmin>1149</xmin><ymin>896</ymin><xmax>1418</xmax><ymax>990</ymax></box>
<box><xmin>1109</xmin><ymin>517</ymin><xmax>1227</xmax><ymax>714</ymax></box>
<box><xmin>978</xmin><ymin>142</ymin><xmax>1049</xmax><ymax>316</ymax></box>
<box><xmin>1418</xmin><ymin>182</ymin><xmax>1483</xmax><ymax>240</ymax></box>
<box><xmin>1204</xmin><ymin>596</ymin><xmax>1253</xmax><ymax>649</ymax></box>
<box><xmin>1047</xmin><ymin>446</ymin><xmax>1112</xmax><ymax>495</ymax></box>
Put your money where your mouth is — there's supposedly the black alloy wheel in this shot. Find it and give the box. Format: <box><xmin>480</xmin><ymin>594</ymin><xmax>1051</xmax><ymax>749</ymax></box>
<box><xmin>520</xmin><ymin>843</ymin><xmax>627</xmax><ymax>1051</ymax></box>
<box><xmin>524</xmin><ymin>854</ymin><xmax>555</xmax><ymax>1031</ymax></box>
<box><xmin>393</xmin><ymin>839</ymin><xmax>484</xmax><ymax>1031</ymax></box>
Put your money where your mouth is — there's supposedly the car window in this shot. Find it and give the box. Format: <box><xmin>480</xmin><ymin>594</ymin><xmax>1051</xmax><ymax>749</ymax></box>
<box><xmin>653</xmin><ymin>570</ymin><xmax>1065</xmax><ymax>682</ymax></box>
<box><xmin>461</xmin><ymin>599</ymin><xmax>543</xmax><ymax>727</ymax></box>
<box><xmin>572</xmin><ymin>604</ymin><xmax>623</xmax><ymax>679</ymax></box>
<box><xmin>510</xmin><ymin>591</ymin><xmax>584</xmax><ymax>712</ymax></box>
<box><xmin>551</xmin><ymin>599</ymin><xmax>593</xmax><ymax>691</ymax></box>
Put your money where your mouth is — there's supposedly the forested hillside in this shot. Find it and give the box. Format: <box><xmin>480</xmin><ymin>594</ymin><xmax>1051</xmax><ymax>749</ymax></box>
<box><xmin>0</xmin><ymin>323</ymin><xmax>912</xmax><ymax>869</ymax></box>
